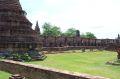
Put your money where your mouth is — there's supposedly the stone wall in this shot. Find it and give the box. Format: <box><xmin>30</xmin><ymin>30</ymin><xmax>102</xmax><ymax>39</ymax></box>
<box><xmin>0</xmin><ymin>60</ymin><xmax>110</xmax><ymax>79</ymax></box>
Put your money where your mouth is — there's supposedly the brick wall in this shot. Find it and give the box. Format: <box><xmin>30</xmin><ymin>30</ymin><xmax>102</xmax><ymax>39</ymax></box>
<box><xmin>0</xmin><ymin>60</ymin><xmax>110</xmax><ymax>79</ymax></box>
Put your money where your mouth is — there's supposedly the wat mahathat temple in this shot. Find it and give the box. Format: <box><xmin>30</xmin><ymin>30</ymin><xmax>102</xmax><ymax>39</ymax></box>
<box><xmin>0</xmin><ymin>0</ymin><xmax>120</xmax><ymax>59</ymax></box>
<box><xmin>0</xmin><ymin>0</ymin><xmax>120</xmax><ymax>79</ymax></box>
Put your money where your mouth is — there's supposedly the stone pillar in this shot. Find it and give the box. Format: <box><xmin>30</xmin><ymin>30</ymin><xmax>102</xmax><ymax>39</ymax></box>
<box><xmin>9</xmin><ymin>74</ymin><xmax>24</xmax><ymax>79</ymax></box>
<box><xmin>116</xmin><ymin>48</ymin><xmax>120</xmax><ymax>59</ymax></box>
<box><xmin>117</xmin><ymin>54</ymin><xmax>120</xmax><ymax>59</ymax></box>
<box><xmin>117</xmin><ymin>51</ymin><xmax>120</xmax><ymax>59</ymax></box>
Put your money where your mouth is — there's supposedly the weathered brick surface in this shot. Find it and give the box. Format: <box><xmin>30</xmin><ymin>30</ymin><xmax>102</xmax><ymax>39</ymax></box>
<box><xmin>0</xmin><ymin>60</ymin><xmax>110</xmax><ymax>79</ymax></box>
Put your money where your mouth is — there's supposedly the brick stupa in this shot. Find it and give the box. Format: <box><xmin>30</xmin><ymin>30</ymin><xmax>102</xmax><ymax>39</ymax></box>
<box><xmin>0</xmin><ymin>0</ymin><xmax>41</xmax><ymax>51</ymax></box>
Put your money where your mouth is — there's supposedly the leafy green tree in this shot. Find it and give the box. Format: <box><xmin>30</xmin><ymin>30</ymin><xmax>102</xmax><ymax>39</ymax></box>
<box><xmin>81</xmin><ymin>33</ymin><xmax>87</xmax><ymax>38</ymax></box>
<box><xmin>51</xmin><ymin>26</ymin><xmax>61</xmax><ymax>36</ymax></box>
<box><xmin>42</xmin><ymin>22</ymin><xmax>96</xmax><ymax>38</ymax></box>
<box><xmin>42</xmin><ymin>22</ymin><xmax>51</xmax><ymax>36</ymax></box>
<box><xmin>81</xmin><ymin>32</ymin><xmax>96</xmax><ymax>38</ymax></box>
<box><xmin>63</xmin><ymin>28</ymin><xmax>76</xmax><ymax>37</ymax></box>
<box><xmin>42</xmin><ymin>22</ymin><xmax>61</xmax><ymax>36</ymax></box>
<box><xmin>86</xmin><ymin>32</ymin><xmax>96</xmax><ymax>38</ymax></box>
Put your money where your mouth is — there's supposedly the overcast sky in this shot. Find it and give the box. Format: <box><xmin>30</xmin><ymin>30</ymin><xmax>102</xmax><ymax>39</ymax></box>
<box><xmin>20</xmin><ymin>0</ymin><xmax>120</xmax><ymax>39</ymax></box>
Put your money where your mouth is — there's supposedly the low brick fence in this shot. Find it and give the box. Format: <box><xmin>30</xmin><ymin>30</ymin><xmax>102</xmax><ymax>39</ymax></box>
<box><xmin>0</xmin><ymin>60</ymin><xmax>110</xmax><ymax>79</ymax></box>
<box><xmin>42</xmin><ymin>46</ymin><xmax>102</xmax><ymax>51</ymax></box>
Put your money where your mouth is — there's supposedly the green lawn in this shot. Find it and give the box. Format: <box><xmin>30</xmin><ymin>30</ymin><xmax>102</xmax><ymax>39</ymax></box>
<box><xmin>0</xmin><ymin>71</ymin><xmax>11</xmax><ymax>79</ymax></box>
<box><xmin>27</xmin><ymin>51</ymin><xmax>120</xmax><ymax>79</ymax></box>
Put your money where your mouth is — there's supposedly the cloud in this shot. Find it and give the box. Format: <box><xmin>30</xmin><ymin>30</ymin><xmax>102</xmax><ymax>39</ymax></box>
<box><xmin>26</xmin><ymin>11</ymin><xmax>48</xmax><ymax>30</ymax></box>
<box><xmin>21</xmin><ymin>0</ymin><xmax>120</xmax><ymax>38</ymax></box>
<box><xmin>43</xmin><ymin>0</ymin><xmax>64</xmax><ymax>5</ymax></box>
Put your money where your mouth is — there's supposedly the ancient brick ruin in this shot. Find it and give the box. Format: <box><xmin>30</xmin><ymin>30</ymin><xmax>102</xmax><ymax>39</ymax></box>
<box><xmin>0</xmin><ymin>0</ymin><xmax>120</xmax><ymax>59</ymax></box>
<box><xmin>0</xmin><ymin>60</ymin><xmax>110</xmax><ymax>79</ymax></box>
<box><xmin>0</xmin><ymin>0</ymin><xmax>42</xmax><ymax>52</ymax></box>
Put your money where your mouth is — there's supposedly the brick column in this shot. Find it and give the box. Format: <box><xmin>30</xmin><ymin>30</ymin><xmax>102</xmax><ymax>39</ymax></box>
<box><xmin>116</xmin><ymin>48</ymin><xmax>120</xmax><ymax>59</ymax></box>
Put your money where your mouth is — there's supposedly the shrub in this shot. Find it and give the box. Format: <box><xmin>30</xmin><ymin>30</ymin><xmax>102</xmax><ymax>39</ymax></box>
<box><xmin>20</xmin><ymin>53</ymin><xmax>32</xmax><ymax>62</ymax></box>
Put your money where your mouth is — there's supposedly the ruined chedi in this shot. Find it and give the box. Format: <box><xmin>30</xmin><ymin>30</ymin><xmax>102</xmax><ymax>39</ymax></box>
<box><xmin>0</xmin><ymin>0</ymin><xmax>42</xmax><ymax>51</ymax></box>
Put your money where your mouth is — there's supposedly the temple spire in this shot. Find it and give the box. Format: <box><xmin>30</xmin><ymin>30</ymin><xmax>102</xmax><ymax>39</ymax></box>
<box><xmin>35</xmin><ymin>21</ymin><xmax>41</xmax><ymax>35</ymax></box>
<box><xmin>76</xmin><ymin>30</ymin><xmax>80</xmax><ymax>37</ymax></box>
<box><xmin>118</xmin><ymin>34</ymin><xmax>120</xmax><ymax>39</ymax></box>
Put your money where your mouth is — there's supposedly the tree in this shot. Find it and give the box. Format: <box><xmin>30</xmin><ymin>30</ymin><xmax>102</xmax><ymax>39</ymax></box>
<box><xmin>42</xmin><ymin>22</ymin><xmax>61</xmax><ymax>37</ymax></box>
<box><xmin>81</xmin><ymin>32</ymin><xmax>96</xmax><ymax>39</ymax></box>
<box><xmin>42</xmin><ymin>22</ymin><xmax>96</xmax><ymax>38</ymax></box>
<box><xmin>86</xmin><ymin>32</ymin><xmax>96</xmax><ymax>38</ymax></box>
<box><xmin>51</xmin><ymin>26</ymin><xmax>61</xmax><ymax>36</ymax></box>
<box><xmin>63</xmin><ymin>28</ymin><xmax>76</xmax><ymax>37</ymax></box>
<box><xmin>81</xmin><ymin>33</ymin><xmax>87</xmax><ymax>38</ymax></box>
<box><xmin>42</xmin><ymin>22</ymin><xmax>51</xmax><ymax>36</ymax></box>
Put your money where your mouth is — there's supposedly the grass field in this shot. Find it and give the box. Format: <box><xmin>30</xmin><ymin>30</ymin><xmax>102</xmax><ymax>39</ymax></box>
<box><xmin>0</xmin><ymin>71</ymin><xmax>11</xmax><ymax>79</ymax></box>
<box><xmin>27</xmin><ymin>51</ymin><xmax>120</xmax><ymax>79</ymax></box>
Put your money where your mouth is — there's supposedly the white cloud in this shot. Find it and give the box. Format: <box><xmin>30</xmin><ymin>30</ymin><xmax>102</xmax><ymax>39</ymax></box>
<box><xmin>22</xmin><ymin>0</ymin><xmax>120</xmax><ymax>38</ymax></box>
<box><xmin>26</xmin><ymin>11</ymin><xmax>48</xmax><ymax>30</ymax></box>
<box><xmin>43</xmin><ymin>0</ymin><xmax>64</xmax><ymax>5</ymax></box>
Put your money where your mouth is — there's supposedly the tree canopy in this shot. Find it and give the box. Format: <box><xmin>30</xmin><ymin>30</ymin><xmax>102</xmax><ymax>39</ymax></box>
<box><xmin>81</xmin><ymin>32</ymin><xmax>96</xmax><ymax>39</ymax></box>
<box><xmin>62</xmin><ymin>28</ymin><xmax>76</xmax><ymax>37</ymax></box>
<box><xmin>41</xmin><ymin>22</ymin><xmax>96</xmax><ymax>38</ymax></box>
<box><xmin>42</xmin><ymin>22</ymin><xmax>61</xmax><ymax>37</ymax></box>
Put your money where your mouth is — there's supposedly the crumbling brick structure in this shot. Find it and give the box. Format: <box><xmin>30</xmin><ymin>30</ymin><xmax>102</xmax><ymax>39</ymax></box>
<box><xmin>0</xmin><ymin>0</ymin><xmax>42</xmax><ymax>51</ymax></box>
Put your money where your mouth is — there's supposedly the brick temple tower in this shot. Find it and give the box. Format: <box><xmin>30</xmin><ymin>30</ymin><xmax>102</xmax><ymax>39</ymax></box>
<box><xmin>0</xmin><ymin>0</ymin><xmax>42</xmax><ymax>51</ymax></box>
<box><xmin>35</xmin><ymin>21</ymin><xmax>41</xmax><ymax>35</ymax></box>
<box><xmin>76</xmin><ymin>30</ymin><xmax>80</xmax><ymax>37</ymax></box>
